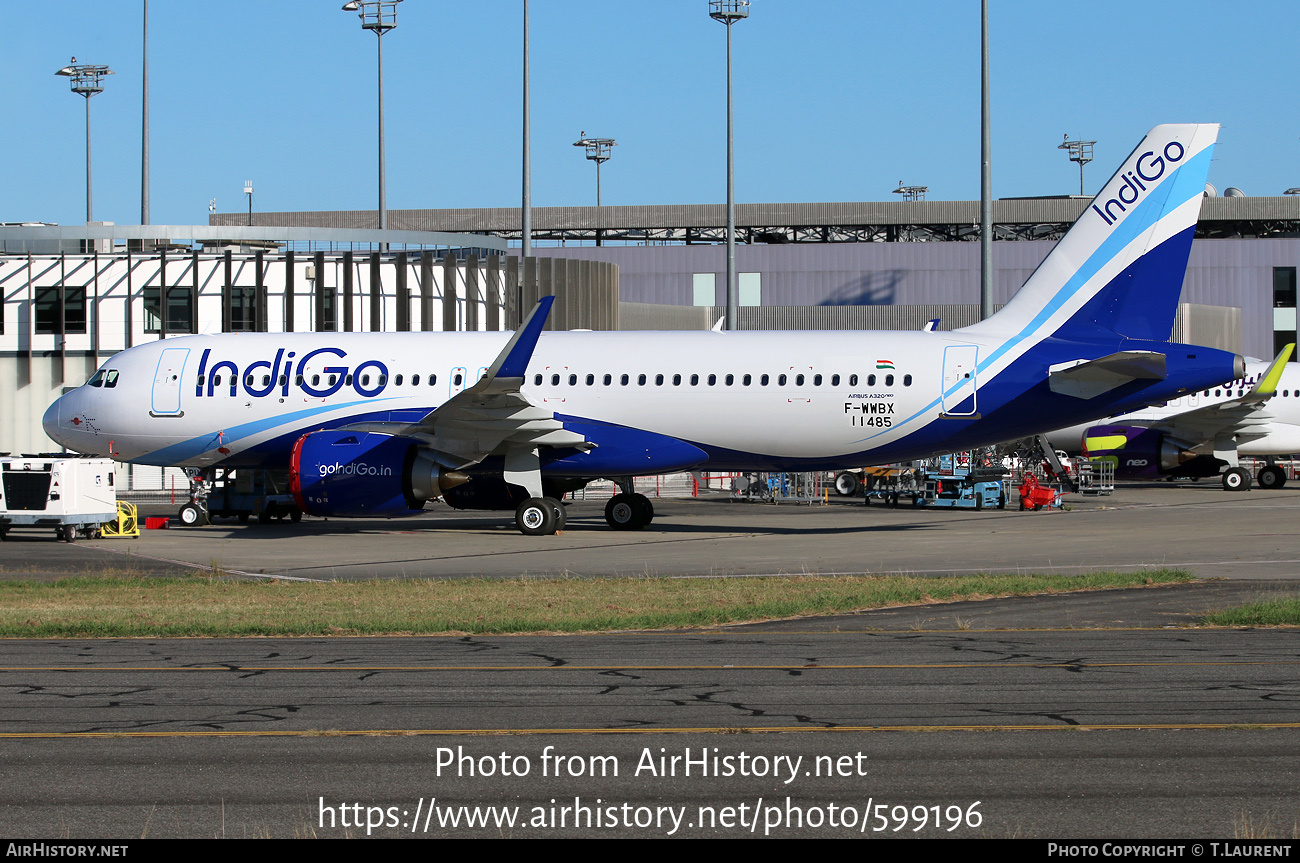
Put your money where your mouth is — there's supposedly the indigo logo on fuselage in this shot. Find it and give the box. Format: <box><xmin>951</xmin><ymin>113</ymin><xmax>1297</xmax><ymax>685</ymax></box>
<box><xmin>1091</xmin><ymin>141</ymin><xmax>1186</xmax><ymax>226</ymax></box>
<box><xmin>194</xmin><ymin>347</ymin><xmax>390</xmax><ymax>399</ymax></box>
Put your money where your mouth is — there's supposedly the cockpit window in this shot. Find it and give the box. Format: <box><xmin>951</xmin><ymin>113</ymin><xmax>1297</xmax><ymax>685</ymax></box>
<box><xmin>104</xmin><ymin>370</ymin><xmax>119</xmax><ymax>389</ymax></box>
<box><xmin>87</xmin><ymin>370</ymin><xmax>106</xmax><ymax>387</ymax></box>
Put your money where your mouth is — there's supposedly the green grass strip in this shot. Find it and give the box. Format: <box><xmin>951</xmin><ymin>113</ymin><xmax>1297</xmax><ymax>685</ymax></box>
<box><xmin>1201</xmin><ymin>597</ymin><xmax>1300</xmax><ymax>627</ymax></box>
<box><xmin>0</xmin><ymin>569</ymin><xmax>1194</xmax><ymax>637</ymax></box>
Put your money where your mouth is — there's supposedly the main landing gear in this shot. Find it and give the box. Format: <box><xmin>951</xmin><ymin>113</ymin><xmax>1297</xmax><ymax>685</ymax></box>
<box><xmin>1257</xmin><ymin>465</ymin><xmax>1287</xmax><ymax>490</ymax></box>
<box><xmin>1221</xmin><ymin>467</ymin><xmax>1252</xmax><ymax>491</ymax></box>
<box><xmin>605</xmin><ymin>493</ymin><xmax>654</xmax><ymax>530</ymax></box>
<box><xmin>515</xmin><ymin>497</ymin><xmax>567</xmax><ymax>536</ymax></box>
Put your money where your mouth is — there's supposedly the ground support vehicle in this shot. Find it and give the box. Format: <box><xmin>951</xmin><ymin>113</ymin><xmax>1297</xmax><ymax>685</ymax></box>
<box><xmin>0</xmin><ymin>456</ymin><xmax>118</xmax><ymax>542</ymax></box>
<box><xmin>859</xmin><ymin>466</ymin><xmax>926</xmax><ymax>507</ymax></box>
<box><xmin>917</xmin><ymin>454</ymin><xmax>1006</xmax><ymax>509</ymax></box>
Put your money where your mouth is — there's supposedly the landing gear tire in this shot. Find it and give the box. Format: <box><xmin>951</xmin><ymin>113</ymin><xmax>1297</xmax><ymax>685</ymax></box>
<box><xmin>1258</xmin><ymin>466</ymin><xmax>1286</xmax><ymax>490</ymax></box>
<box><xmin>178</xmin><ymin>504</ymin><xmax>204</xmax><ymax>526</ymax></box>
<box><xmin>516</xmin><ymin>497</ymin><xmax>558</xmax><ymax>536</ymax></box>
<box><xmin>1222</xmin><ymin>467</ymin><xmax>1252</xmax><ymax>492</ymax></box>
<box><xmin>548</xmin><ymin>498</ymin><xmax>567</xmax><ymax>532</ymax></box>
<box><xmin>834</xmin><ymin>472</ymin><xmax>860</xmax><ymax>497</ymax></box>
<box><xmin>605</xmin><ymin>493</ymin><xmax>652</xmax><ymax>530</ymax></box>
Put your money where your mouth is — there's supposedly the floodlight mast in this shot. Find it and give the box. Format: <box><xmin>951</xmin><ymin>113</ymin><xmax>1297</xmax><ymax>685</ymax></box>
<box><xmin>1059</xmin><ymin>134</ymin><xmax>1096</xmax><ymax>197</ymax></box>
<box><xmin>56</xmin><ymin>60</ymin><xmax>114</xmax><ymax>223</ymax></box>
<box><xmin>892</xmin><ymin>181</ymin><xmax>928</xmax><ymax>202</ymax></box>
<box><xmin>573</xmin><ymin>134</ymin><xmax>617</xmax><ymax>207</ymax></box>
<box><xmin>342</xmin><ymin>0</ymin><xmax>401</xmax><ymax>244</ymax></box>
<box><xmin>710</xmin><ymin>0</ymin><xmax>748</xmax><ymax>331</ymax></box>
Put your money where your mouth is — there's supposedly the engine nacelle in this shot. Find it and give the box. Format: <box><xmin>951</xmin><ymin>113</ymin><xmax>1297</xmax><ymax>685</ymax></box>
<box><xmin>289</xmin><ymin>430</ymin><xmax>466</xmax><ymax>518</ymax></box>
<box><xmin>1082</xmin><ymin>424</ymin><xmax>1224</xmax><ymax>479</ymax></box>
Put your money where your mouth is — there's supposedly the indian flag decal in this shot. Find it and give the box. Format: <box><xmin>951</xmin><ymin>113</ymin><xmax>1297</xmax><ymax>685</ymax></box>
<box><xmin>876</xmin><ymin>359</ymin><xmax>895</xmax><ymax>370</ymax></box>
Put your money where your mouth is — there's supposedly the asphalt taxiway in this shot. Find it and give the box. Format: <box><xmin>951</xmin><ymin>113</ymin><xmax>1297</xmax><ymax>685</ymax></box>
<box><xmin>3</xmin><ymin>482</ymin><xmax>1299</xmax><ymax>838</ymax></box>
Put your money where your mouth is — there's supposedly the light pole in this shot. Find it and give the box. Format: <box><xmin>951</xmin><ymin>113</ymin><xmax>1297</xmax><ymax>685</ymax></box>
<box><xmin>710</xmin><ymin>0</ymin><xmax>748</xmax><ymax>331</ymax></box>
<box><xmin>56</xmin><ymin>59</ymin><xmax>114</xmax><ymax>223</ymax></box>
<box><xmin>573</xmin><ymin>133</ymin><xmax>617</xmax><ymax>207</ymax></box>
<box><xmin>1058</xmin><ymin>134</ymin><xmax>1096</xmax><ymax>196</ymax></box>
<box><xmin>342</xmin><ymin>0</ymin><xmax>401</xmax><ymax>240</ymax></box>
<box><xmin>245</xmin><ymin>181</ymin><xmax>253</xmax><ymax>227</ymax></box>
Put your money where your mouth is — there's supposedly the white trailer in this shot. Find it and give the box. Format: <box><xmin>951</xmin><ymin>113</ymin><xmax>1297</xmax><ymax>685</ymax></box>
<box><xmin>0</xmin><ymin>457</ymin><xmax>118</xmax><ymax>542</ymax></box>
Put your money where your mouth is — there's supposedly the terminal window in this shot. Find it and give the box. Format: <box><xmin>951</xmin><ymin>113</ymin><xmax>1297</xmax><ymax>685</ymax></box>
<box><xmin>143</xmin><ymin>287</ymin><xmax>194</xmax><ymax>333</ymax></box>
<box><xmin>1274</xmin><ymin>267</ymin><xmax>1296</xmax><ymax>308</ymax></box>
<box><xmin>34</xmin><ymin>286</ymin><xmax>86</xmax><ymax>335</ymax></box>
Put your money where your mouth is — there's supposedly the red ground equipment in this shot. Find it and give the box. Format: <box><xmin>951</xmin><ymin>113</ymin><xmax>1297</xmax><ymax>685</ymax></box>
<box><xmin>1017</xmin><ymin>472</ymin><xmax>1061</xmax><ymax>511</ymax></box>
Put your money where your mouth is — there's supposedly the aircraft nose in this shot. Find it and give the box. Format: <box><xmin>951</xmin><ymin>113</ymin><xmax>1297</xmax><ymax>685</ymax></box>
<box><xmin>42</xmin><ymin>396</ymin><xmax>63</xmax><ymax>445</ymax></box>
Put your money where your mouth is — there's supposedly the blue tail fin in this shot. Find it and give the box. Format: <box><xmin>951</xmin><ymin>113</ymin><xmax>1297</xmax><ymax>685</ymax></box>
<box><xmin>960</xmin><ymin>124</ymin><xmax>1218</xmax><ymax>343</ymax></box>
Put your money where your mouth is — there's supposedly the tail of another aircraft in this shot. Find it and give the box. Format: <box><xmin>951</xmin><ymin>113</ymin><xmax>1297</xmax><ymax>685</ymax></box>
<box><xmin>960</xmin><ymin>124</ymin><xmax>1218</xmax><ymax>344</ymax></box>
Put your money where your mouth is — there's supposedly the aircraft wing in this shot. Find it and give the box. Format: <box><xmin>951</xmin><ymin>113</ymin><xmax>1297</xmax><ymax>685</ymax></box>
<box><xmin>340</xmin><ymin>297</ymin><xmax>590</xmax><ymax>469</ymax></box>
<box><xmin>1115</xmin><ymin>344</ymin><xmax>1293</xmax><ymax>442</ymax></box>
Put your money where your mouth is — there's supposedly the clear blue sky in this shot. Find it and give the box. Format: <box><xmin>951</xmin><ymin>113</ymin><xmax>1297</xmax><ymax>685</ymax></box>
<box><xmin>5</xmin><ymin>1</ymin><xmax>1298</xmax><ymax>227</ymax></box>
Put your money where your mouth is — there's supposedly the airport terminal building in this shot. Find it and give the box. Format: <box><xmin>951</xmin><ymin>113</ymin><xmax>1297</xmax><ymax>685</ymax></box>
<box><xmin>3</xmin><ymin>195</ymin><xmax>1298</xmax><ymax>485</ymax></box>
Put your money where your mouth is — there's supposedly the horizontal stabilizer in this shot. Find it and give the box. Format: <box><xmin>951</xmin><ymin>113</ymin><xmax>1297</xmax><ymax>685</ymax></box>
<box><xmin>1048</xmin><ymin>351</ymin><xmax>1167</xmax><ymax>399</ymax></box>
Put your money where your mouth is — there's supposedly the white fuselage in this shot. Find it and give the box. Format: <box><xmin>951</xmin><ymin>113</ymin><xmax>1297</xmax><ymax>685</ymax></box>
<box><xmin>46</xmin><ymin>328</ymin><xmax>992</xmax><ymax>471</ymax></box>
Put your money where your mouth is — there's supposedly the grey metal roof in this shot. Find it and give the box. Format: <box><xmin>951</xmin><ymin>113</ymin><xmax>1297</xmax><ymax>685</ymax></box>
<box><xmin>210</xmin><ymin>195</ymin><xmax>1300</xmax><ymax>233</ymax></box>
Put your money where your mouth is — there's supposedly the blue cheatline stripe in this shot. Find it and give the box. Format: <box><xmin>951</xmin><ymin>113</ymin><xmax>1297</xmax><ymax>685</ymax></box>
<box><xmin>975</xmin><ymin>146</ymin><xmax>1212</xmax><ymax>377</ymax></box>
<box><xmin>140</xmin><ymin>398</ymin><xmax>397</xmax><ymax>464</ymax></box>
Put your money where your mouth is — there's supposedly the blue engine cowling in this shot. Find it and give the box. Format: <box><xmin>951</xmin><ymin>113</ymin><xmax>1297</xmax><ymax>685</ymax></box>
<box><xmin>1082</xmin><ymin>424</ymin><xmax>1224</xmax><ymax>480</ymax></box>
<box><xmin>290</xmin><ymin>430</ymin><xmax>434</xmax><ymax>518</ymax></box>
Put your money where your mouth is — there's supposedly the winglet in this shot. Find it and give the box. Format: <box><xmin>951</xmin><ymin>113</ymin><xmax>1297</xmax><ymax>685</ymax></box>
<box><xmin>1247</xmin><ymin>344</ymin><xmax>1294</xmax><ymax>398</ymax></box>
<box><xmin>489</xmin><ymin>296</ymin><xmax>555</xmax><ymax>382</ymax></box>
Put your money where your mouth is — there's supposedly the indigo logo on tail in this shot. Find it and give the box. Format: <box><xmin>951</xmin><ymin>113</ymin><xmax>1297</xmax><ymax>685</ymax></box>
<box><xmin>1092</xmin><ymin>140</ymin><xmax>1186</xmax><ymax>226</ymax></box>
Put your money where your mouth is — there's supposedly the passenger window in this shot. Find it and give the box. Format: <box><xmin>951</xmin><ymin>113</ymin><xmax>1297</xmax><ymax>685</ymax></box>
<box><xmin>329</xmin><ymin>374</ymin><xmax>337</xmax><ymax>386</ymax></box>
<box><xmin>394</xmin><ymin>374</ymin><xmax>403</xmax><ymax>386</ymax></box>
<box><xmin>378</xmin><ymin>375</ymin><xmax>387</xmax><ymax>386</ymax></box>
<box><xmin>411</xmin><ymin>374</ymin><xmax>420</xmax><ymax>386</ymax></box>
<box><xmin>279</xmin><ymin>375</ymin><xmax>287</xmax><ymax>386</ymax></box>
<box><xmin>885</xmin><ymin>374</ymin><xmax>894</xmax><ymax>386</ymax></box>
<box><xmin>761</xmin><ymin>374</ymin><xmax>769</xmax><ymax>386</ymax></box>
<box><xmin>691</xmin><ymin>374</ymin><xmax>699</xmax><ymax>386</ymax></box>
<box><xmin>454</xmin><ymin>373</ymin><xmax>463</xmax><ymax>386</ymax></box>
<box><xmin>673</xmin><ymin>374</ymin><xmax>682</xmax><ymax>386</ymax></box>
<box><xmin>621</xmin><ymin>374</ymin><xmax>629</xmax><ymax>385</ymax></box>
<box><xmin>796</xmin><ymin>374</ymin><xmax>805</xmax><ymax>386</ymax></box>
<box><xmin>295</xmin><ymin>375</ymin><xmax>303</xmax><ymax>386</ymax></box>
<box><xmin>533</xmin><ymin>374</ymin><xmax>542</xmax><ymax>385</ymax></box>
<box><xmin>655</xmin><ymin>374</ymin><xmax>664</xmax><ymax>386</ymax></box>
<box><xmin>708</xmin><ymin>374</ymin><xmax>717</xmax><ymax>386</ymax></box>
<box><xmin>346</xmin><ymin>374</ymin><xmax>353</xmax><ymax>386</ymax></box>
<box><xmin>551</xmin><ymin>374</ymin><xmax>560</xmax><ymax>386</ymax></box>
<box><xmin>725</xmin><ymin>374</ymin><xmax>734</xmax><ymax>386</ymax></box>
<box><xmin>743</xmin><ymin>374</ymin><xmax>751</xmax><ymax>386</ymax></box>
<box><xmin>638</xmin><ymin>374</ymin><xmax>647</xmax><ymax>385</ymax></box>
<box><xmin>831</xmin><ymin>374</ymin><xmax>839</xmax><ymax>386</ymax></box>
<box><xmin>849</xmin><ymin>374</ymin><xmax>858</xmax><ymax>386</ymax></box>
<box><xmin>568</xmin><ymin>374</ymin><xmax>577</xmax><ymax>386</ymax></box>
<box><xmin>868</xmin><ymin>374</ymin><xmax>876</xmax><ymax>386</ymax></box>
<box><xmin>603</xmin><ymin>374</ymin><xmax>612</xmax><ymax>385</ymax></box>
<box><xmin>903</xmin><ymin>374</ymin><xmax>912</xmax><ymax>386</ymax></box>
<box><xmin>813</xmin><ymin>374</ymin><xmax>822</xmax><ymax>386</ymax></box>
<box><xmin>245</xmin><ymin>375</ymin><xmax>254</xmax><ymax>386</ymax></box>
<box><xmin>361</xmin><ymin>375</ymin><xmax>369</xmax><ymax>387</ymax></box>
<box><xmin>778</xmin><ymin>374</ymin><xmax>787</xmax><ymax>386</ymax></box>
<box><xmin>196</xmin><ymin>374</ymin><xmax>205</xmax><ymax>387</ymax></box>
<box><xmin>586</xmin><ymin>374</ymin><xmax>595</xmax><ymax>386</ymax></box>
